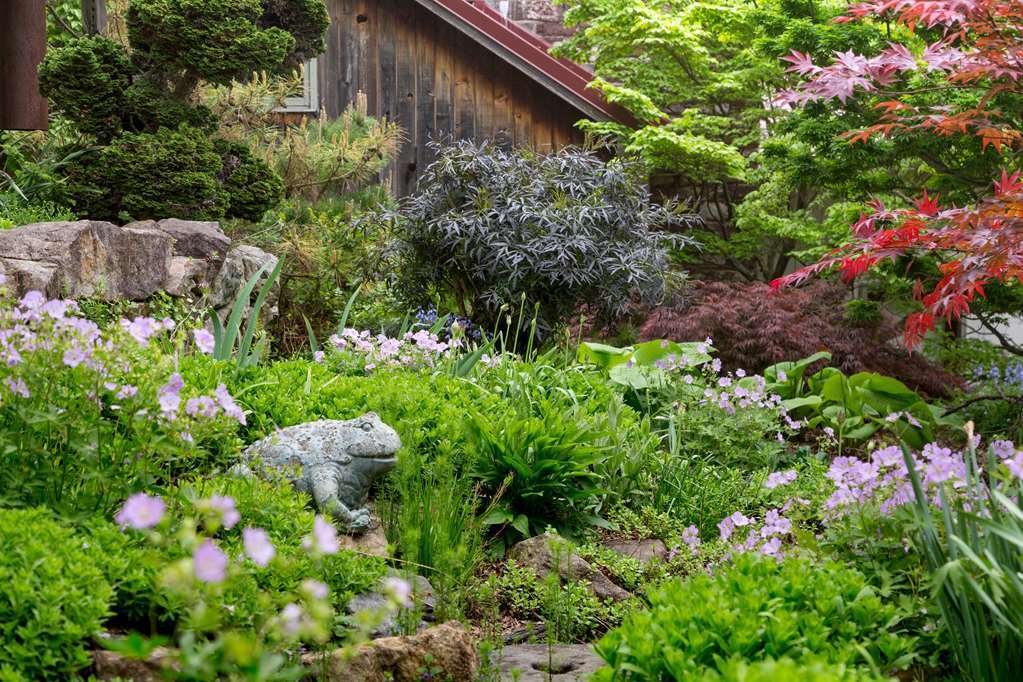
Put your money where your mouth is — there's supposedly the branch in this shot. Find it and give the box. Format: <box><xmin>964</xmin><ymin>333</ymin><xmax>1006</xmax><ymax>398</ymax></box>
<box><xmin>975</xmin><ymin>312</ymin><xmax>1023</xmax><ymax>357</ymax></box>
<box><xmin>47</xmin><ymin>1</ymin><xmax>81</xmax><ymax>39</ymax></box>
<box><xmin>943</xmin><ymin>393</ymin><xmax>1023</xmax><ymax>416</ymax></box>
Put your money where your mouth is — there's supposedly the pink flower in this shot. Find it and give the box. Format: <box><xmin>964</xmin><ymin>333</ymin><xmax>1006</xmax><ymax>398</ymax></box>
<box><xmin>302</xmin><ymin>515</ymin><xmax>339</xmax><ymax>555</ymax></box>
<box><xmin>215</xmin><ymin>384</ymin><xmax>246</xmax><ymax>425</ymax></box>
<box><xmin>116</xmin><ymin>493</ymin><xmax>165</xmax><ymax>529</ymax></box>
<box><xmin>208</xmin><ymin>495</ymin><xmax>240</xmax><ymax>529</ymax></box>
<box><xmin>193</xmin><ymin>539</ymin><xmax>228</xmax><ymax>583</ymax></box>
<box><xmin>193</xmin><ymin>328</ymin><xmax>215</xmax><ymax>354</ymax></box>
<box><xmin>383</xmin><ymin>576</ymin><xmax>413</xmax><ymax>607</ymax></box>
<box><xmin>243</xmin><ymin>527</ymin><xmax>276</xmax><ymax>566</ymax></box>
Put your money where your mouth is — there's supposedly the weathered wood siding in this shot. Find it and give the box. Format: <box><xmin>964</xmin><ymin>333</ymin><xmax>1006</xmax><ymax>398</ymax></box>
<box><xmin>320</xmin><ymin>0</ymin><xmax>585</xmax><ymax>195</ymax></box>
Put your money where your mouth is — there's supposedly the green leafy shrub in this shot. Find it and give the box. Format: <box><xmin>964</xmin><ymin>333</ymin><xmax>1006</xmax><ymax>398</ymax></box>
<box><xmin>378</xmin><ymin>139</ymin><xmax>695</xmax><ymax>336</ymax></box>
<box><xmin>594</xmin><ymin>554</ymin><xmax>919</xmax><ymax>679</ymax></box>
<box><xmin>706</xmin><ymin>657</ymin><xmax>889</xmax><ymax>681</ymax></box>
<box><xmin>0</xmin><ymin>196</ymin><xmax>74</xmax><ymax>230</ymax></box>
<box><xmin>468</xmin><ymin>399</ymin><xmax>610</xmax><ymax>543</ymax></box>
<box><xmin>0</xmin><ymin>509</ymin><xmax>112</xmax><ymax>679</ymax></box>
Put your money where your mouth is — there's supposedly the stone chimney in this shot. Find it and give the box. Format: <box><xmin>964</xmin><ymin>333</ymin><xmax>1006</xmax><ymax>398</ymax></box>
<box><xmin>483</xmin><ymin>0</ymin><xmax>574</xmax><ymax>44</ymax></box>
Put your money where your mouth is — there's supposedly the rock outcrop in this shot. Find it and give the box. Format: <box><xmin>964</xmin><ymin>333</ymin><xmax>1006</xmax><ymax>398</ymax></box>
<box><xmin>0</xmin><ymin>220</ymin><xmax>278</xmax><ymax>323</ymax></box>
<box><xmin>303</xmin><ymin>622</ymin><xmax>478</xmax><ymax>682</ymax></box>
<box><xmin>507</xmin><ymin>533</ymin><xmax>632</xmax><ymax>602</ymax></box>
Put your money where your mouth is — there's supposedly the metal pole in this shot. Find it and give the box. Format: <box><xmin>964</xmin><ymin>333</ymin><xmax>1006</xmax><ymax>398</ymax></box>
<box><xmin>0</xmin><ymin>0</ymin><xmax>49</xmax><ymax>130</ymax></box>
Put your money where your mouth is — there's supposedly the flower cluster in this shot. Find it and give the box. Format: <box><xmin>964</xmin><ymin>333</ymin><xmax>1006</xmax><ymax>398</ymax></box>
<box><xmin>327</xmin><ymin>327</ymin><xmax>461</xmax><ymax>372</ymax></box>
<box><xmin>973</xmin><ymin>361</ymin><xmax>1023</xmax><ymax>391</ymax></box>
<box><xmin>717</xmin><ymin>507</ymin><xmax>797</xmax><ymax>560</ymax></box>
<box><xmin>414</xmin><ymin>307</ymin><xmax>481</xmax><ymax>341</ymax></box>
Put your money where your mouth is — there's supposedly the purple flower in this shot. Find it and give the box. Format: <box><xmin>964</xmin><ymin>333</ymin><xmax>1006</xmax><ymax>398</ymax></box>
<box><xmin>193</xmin><ymin>328</ymin><xmax>215</xmax><ymax>354</ymax></box>
<box><xmin>764</xmin><ymin>470</ymin><xmax>797</xmax><ymax>490</ymax></box>
<box><xmin>681</xmin><ymin>525</ymin><xmax>701</xmax><ymax>551</ymax></box>
<box><xmin>302</xmin><ymin>515</ymin><xmax>339</xmax><ymax>555</ymax></box>
<box><xmin>760</xmin><ymin>536</ymin><xmax>783</xmax><ymax>557</ymax></box>
<box><xmin>215</xmin><ymin>384</ymin><xmax>246</xmax><ymax>425</ymax></box>
<box><xmin>208</xmin><ymin>495</ymin><xmax>240</xmax><ymax>529</ymax></box>
<box><xmin>302</xmin><ymin>579</ymin><xmax>329</xmax><ymax>600</ymax></box>
<box><xmin>383</xmin><ymin>576</ymin><xmax>413</xmax><ymax>607</ymax></box>
<box><xmin>193</xmin><ymin>539</ymin><xmax>228</xmax><ymax>583</ymax></box>
<box><xmin>279</xmin><ymin>603</ymin><xmax>303</xmax><ymax>636</ymax></box>
<box><xmin>4</xmin><ymin>376</ymin><xmax>29</xmax><ymax>398</ymax></box>
<box><xmin>1006</xmin><ymin>452</ymin><xmax>1023</xmax><ymax>479</ymax></box>
<box><xmin>158</xmin><ymin>373</ymin><xmax>184</xmax><ymax>418</ymax></box>
<box><xmin>19</xmin><ymin>291</ymin><xmax>45</xmax><ymax>310</ymax></box>
<box><xmin>243</xmin><ymin>527</ymin><xmax>276</xmax><ymax>567</ymax></box>
<box><xmin>116</xmin><ymin>493</ymin><xmax>165</xmax><ymax>529</ymax></box>
<box><xmin>313</xmin><ymin>350</ymin><xmax>325</xmax><ymax>363</ymax></box>
<box><xmin>185</xmin><ymin>396</ymin><xmax>219</xmax><ymax>419</ymax></box>
<box><xmin>122</xmin><ymin>317</ymin><xmax>163</xmax><ymax>346</ymax></box>
<box><xmin>993</xmin><ymin>440</ymin><xmax>1016</xmax><ymax>460</ymax></box>
<box><xmin>116</xmin><ymin>384</ymin><xmax>138</xmax><ymax>400</ymax></box>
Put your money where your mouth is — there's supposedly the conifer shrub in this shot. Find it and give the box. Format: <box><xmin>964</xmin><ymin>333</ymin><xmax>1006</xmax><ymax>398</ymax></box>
<box><xmin>38</xmin><ymin>0</ymin><xmax>328</xmax><ymax>222</ymax></box>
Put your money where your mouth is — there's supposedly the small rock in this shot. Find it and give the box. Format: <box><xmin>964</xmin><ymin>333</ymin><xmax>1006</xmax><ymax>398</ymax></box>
<box><xmin>495</xmin><ymin>644</ymin><xmax>606</xmax><ymax>681</ymax></box>
<box><xmin>507</xmin><ymin>533</ymin><xmax>632</xmax><ymax>602</ymax></box>
<box><xmin>604</xmin><ymin>538</ymin><xmax>668</xmax><ymax>564</ymax></box>
<box><xmin>302</xmin><ymin>621</ymin><xmax>478</xmax><ymax>682</ymax></box>
<box><xmin>92</xmin><ymin>648</ymin><xmax>174</xmax><ymax>681</ymax></box>
<box><xmin>346</xmin><ymin>570</ymin><xmax>435</xmax><ymax>637</ymax></box>
<box><xmin>164</xmin><ymin>256</ymin><xmax>208</xmax><ymax>297</ymax></box>
<box><xmin>340</xmin><ymin>521</ymin><xmax>390</xmax><ymax>558</ymax></box>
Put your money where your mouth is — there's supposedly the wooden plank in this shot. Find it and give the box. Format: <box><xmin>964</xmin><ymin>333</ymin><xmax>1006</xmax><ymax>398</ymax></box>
<box><xmin>337</xmin><ymin>0</ymin><xmax>357</xmax><ymax>110</ymax></box>
<box><xmin>319</xmin><ymin>0</ymin><xmax>342</xmax><ymax>117</ymax></box>
<box><xmin>376</xmin><ymin>0</ymin><xmax>396</xmax><ymax>122</ymax></box>
<box><xmin>414</xmin><ymin>3</ymin><xmax>437</xmax><ymax>189</ymax></box>
<box><xmin>394</xmin><ymin>1</ymin><xmax>418</xmax><ymax>195</ymax></box>
<box><xmin>356</xmin><ymin>0</ymin><xmax>378</xmax><ymax>112</ymax></box>
<box><xmin>452</xmin><ymin>38</ymin><xmax>475</xmax><ymax>141</ymax></box>
<box><xmin>512</xmin><ymin>81</ymin><xmax>532</xmax><ymax>150</ymax></box>
<box><xmin>433</xmin><ymin>21</ymin><xmax>454</xmax><ymax>143</ymax></box>
<box><xmin>492</xmin><ymin>59</ymin><xmax>513</xmax><ymax>149</ymax></box>
<box><xmin>472</xmin><ymin>51</ymin><xmax>495</xmax><ymax>143</ymax></box>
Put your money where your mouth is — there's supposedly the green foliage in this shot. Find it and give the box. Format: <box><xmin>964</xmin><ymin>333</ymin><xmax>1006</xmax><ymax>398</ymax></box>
<box><xmin>554</xmin><ymin>0</ymin><xmax>890</xmax><ymax>281</ymax></box>
<box><xmin>706</xmin><ymin>657</ymin><xmax>889</xmax><ymax>681</ymax></box>
<box><xmin>0</xmin><ymin>197</ymin><xmax>74</xmax><ymax>230</ymax></box>
<box><xmin>594</xmin><ymin>554</ymin><xmax>919</xmax><ymax>679</ymax></box>
<box><xmin>38</xmin><ymin>36</ymin><xmax>135</xmax><ymax>142</ymax></box>
<box><xmin>379</xmin><ymin>451</ymin><xmax>484</xmax><ymax>621</ymax></box>
<box><xmin>577</xmin><ymin>339</ymin><xmax>712</xmax><ymax>391</ymax></box>
<box><xmin>763</xmin><ymin>353</ymin><xmax>950</xmax><ymax>449</ymax></box>
<box><xmin>903</xmin><ymin>443</ymin><xmax>1023</xmax><ymax>681</ymax></box>
<box><xmin>66</xmin><ymin>126</ymin><xmax>227</xmax><ymax>222</ymax></box>
<box><xmin>37</xmin><ymin>0</ymin><xmax>329</xmax><ymax>222</ymax></box>
<box><xmin>468</xmin><ymin>400</ymin><xmax>610</xmax><ymax>543</ymax></box>
<box><xmin>0</xmin><ymin>509</ymin><xmax>113</xmax><ymax>679</ymax></box>
<box><xmin>489</xmin><ymin>560</ymin><xmax>629</xmax><ymax>642</ymax></box>
<box><xmin>127</xmin><ymin>0</ymin><xmax>327</xmax><ymax>86</ymax></box>
<box><xmin>380</xmin><ymin>140</ymin><xmax>692</xmax><ymax>336</ymax></box>
<box><xmin>210</xmin><ymin>257</ymin><xmax>284</xmax><ymax>370</ymax></box>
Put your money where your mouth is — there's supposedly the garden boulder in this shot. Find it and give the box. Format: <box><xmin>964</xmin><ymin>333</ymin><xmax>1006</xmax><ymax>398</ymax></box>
<box><xmin>210</xmin><ymin>244</ymin><xmax>280</xmax><ymax>322</ymax></box>
<box><xmin>302</xmin><ymin>621</ymin><xmax>478</xmax><ymax>682</ymax></box>
<box><xmin>507</xmin><ymin>533</ymin><xmax>632</xmax><ymax>602</ymax></box>
<box><xmin>126</xmin><ymin>218</ymin><xmax>231</xmax><ymax>291</ymax></box>
<box><xmin>604</xmin><ymin>538</ymin><xmax>668</xmax><ymax>564</ymax></box>
<box><xmin>0</xmin><ymin>220</ymin><xmax>172</xmax><ymax>300</ymax></box>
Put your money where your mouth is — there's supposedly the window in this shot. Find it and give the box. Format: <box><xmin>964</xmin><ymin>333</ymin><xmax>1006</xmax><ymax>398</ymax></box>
<box><xmin>277</xmin><ymin>58</ymin><xmax>320</xmax><ymax>113</ymax></box>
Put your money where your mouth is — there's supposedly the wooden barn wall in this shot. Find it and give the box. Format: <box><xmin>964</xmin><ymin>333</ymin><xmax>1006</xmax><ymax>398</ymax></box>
<box><xmin>320</xmin><ymin>0</ymin><xmax>585</xmax><ymax>195</ymax></box>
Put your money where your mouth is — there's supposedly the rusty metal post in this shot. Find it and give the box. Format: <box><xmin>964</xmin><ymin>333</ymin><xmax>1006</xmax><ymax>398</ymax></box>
<box><xmin>0</xmin><ymin>0</ymin><xmax>48</xmax><ymax>130</ymax></box>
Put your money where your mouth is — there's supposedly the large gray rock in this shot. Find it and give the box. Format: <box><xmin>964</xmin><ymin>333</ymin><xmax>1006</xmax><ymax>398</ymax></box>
<box><xmin>210</xmin><ymin>244</ymin><xmax>280</xmax><ymax>321</ymax></box>
<box><xmin>604</xmin><ymin>538</ymin><xmax>668</xmax><ymax>564</ymax></box>
<box><xmin>495</xmin><ymin>644</ymin><xmax>606</xmax><ymax>681</ymax></box>
<box><xmin>507</xmin><ymin>533</ymin><xmax>633</xmax><ymax>603</ymax></box>
<box><xmin>127</xmin><ymin>218</ymin><xmax>231</xmax><ymax>289</ymax></box>
<box><xmin>302</xmin><ymin>622</ymin><xmax>478</xmax><ymax>682</ymax></box>
<box><xmin>240</xmin><ymin>414</ymin><xmax>400</xmax><ymax>532</ymax></box>
<box><xmin>0</xmin><ymin>220</ymin><xmax>172</xmax><ymax>300</ymax></box>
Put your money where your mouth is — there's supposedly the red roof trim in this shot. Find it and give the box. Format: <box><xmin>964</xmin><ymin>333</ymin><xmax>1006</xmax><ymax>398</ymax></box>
<box><xmin>420</xmin><ymin>0</ymin><xmax>634</xmax><ymax>125</ymax></box>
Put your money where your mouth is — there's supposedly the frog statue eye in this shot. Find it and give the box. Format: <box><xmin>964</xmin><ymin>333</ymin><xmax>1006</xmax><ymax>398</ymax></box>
<box><xmin>360</xmin><ymin>422</ymin><xmax>373</xmax><ymax>432</ymax></box>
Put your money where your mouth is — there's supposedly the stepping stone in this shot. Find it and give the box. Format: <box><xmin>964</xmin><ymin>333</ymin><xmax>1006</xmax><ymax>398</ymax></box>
<box><xmin>495</xmin><ymin>644</ymin><xmax>606</xmax><ymax>681</ymax></box>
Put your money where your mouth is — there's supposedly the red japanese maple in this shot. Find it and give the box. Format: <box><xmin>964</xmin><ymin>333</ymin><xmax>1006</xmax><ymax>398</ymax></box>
<box><xmin>771</xmin><ymin>0</ymin><xmax>1023</xmax><ymax>346</ymax></box>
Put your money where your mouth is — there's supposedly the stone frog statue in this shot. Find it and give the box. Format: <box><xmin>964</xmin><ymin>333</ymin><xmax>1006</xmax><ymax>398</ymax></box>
<box><xmin>239</xmin><ymin>413</ymin><xmax>400</xmax><ymax>533</ymax></box>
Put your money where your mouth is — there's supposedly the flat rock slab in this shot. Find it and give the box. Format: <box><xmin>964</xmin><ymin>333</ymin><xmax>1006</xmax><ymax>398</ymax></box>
<box><xmin>604</xmin><ymin>538</ymin><xmax>668</xmax><ymax>564</ymax></box>
<box><xmin>495</xmin><ymin>644</ymin><xmax>606</xmax><ymax>681</ymax></box>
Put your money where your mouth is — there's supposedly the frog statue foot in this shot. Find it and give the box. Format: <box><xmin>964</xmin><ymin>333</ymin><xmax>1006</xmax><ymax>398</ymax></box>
<box><xmin>239</xmin><ymin>413</ymin><xmax>400</xmax><ymax>534</ymax></box>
